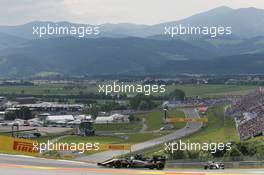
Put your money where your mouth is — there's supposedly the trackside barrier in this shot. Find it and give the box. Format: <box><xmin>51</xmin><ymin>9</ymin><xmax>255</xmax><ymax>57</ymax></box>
<box><xmin>0</xmin><ymin>135</ymin><xmax>38</xmax><ymax>156</ymax></box>
<box><xmin>166</xmin><ymin>161</ymin><xmax>264</xmax><ymax>168</ymax></box>
<box><xmin>0</xmin><ymin>135</ymin><xmax>131</xmax><ymax>159</ymax></box>
<box><xmin>99</xmin><ymin>144</ymin><xmax>131</xmax><ymax>151</ymax></box>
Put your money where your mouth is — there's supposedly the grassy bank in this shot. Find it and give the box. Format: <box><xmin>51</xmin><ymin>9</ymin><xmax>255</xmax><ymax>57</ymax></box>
<box><xmin>183</xmin><ymin>105</ymin><xmax>239</xmax><ymax>142</ymax></box>
<box><xmin>0</xmin><ymin>84</ymin><xmax>258</xmax><ymax>98</ymax></box>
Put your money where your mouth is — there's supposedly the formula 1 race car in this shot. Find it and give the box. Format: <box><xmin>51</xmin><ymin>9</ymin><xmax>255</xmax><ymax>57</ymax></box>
<box><xmin>204</xmin><ymin>161</ymin><xmax>225</xmax><ymax>170</ymax></box>
<box><xmin>97</xmin><ymin>154</ymin><xmax>166</xmax><ymax>170</ymax></box>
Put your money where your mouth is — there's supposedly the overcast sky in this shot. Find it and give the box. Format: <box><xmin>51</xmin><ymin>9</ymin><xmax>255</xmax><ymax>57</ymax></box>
<box><xmin>1</xmin><ymin>0</ymin><xmax>264</xmax><ymax>25</ymax></box>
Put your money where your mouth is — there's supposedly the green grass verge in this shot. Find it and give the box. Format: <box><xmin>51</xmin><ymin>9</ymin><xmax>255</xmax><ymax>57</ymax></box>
<box><xmin>183</xmin><ymin>105</ymin><xmax>239</xmax><ymax>143</ymax></box>
<box><xmin>58</xmin><ymin>135</ymin><xmax>122</xmax><ymax>144</ymax></box>
<box><xmin>34</xmin><ymin>136</ymin><xmax>56</xmax><ymax>143</ymax></box>
<box><xmin>166</xmin><ymin>84</ymin><xmax>258</xmax><ymax>97</ymax></box>
<box><xmin>0</xmin><ymin>84</ymin><xmax>258</xmax><ymax>98</ymax></box>
<box><xmin>0</xmin><ymin>83</ymin><xmax>97</xmax><ymax>96</ymax></box>
<box><xmin>136</xmin><ymin>109</ymin><xmax>186</xmax><ymax>131</ymax></box>
<box><xmin>94</xmin><ymin>121</ymin><xmax>141</xmax><ymax>132</ymax></box>
<box><xmin>144</xmin><ymin>106</ymin><xmax>240</xmax><ymax>156</ymax></box>
<box><xmin>169</xmin><ymin>109</ymin><xmax>187</xmax><ymax>129</ymax></box>
<box><xmin>119</xmin><ymin>132</ymin><xmax>170</xmax><ymax>144</ymax></box>
<box><xmin>141</xmin><ymin>110</ymin><xmax>163</xmax><ymax>131</ymax></box>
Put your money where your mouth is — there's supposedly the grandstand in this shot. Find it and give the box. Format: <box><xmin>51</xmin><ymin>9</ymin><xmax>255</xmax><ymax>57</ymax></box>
<box><xmin>225</xmin><ymin>87</ymin><xmax>264</xmax><ymax>141</ymax></box>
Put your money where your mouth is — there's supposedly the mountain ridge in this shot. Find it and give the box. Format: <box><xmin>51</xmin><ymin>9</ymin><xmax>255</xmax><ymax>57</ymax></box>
<box><xmin>0</xmin><ymin>6</ymin><xmax>264</xmax><ymax>78</ymax></box>
<box><xmin>0</xmin><ymin>6</ymin><xmax>264</xmax><ymax>39</ymax></box>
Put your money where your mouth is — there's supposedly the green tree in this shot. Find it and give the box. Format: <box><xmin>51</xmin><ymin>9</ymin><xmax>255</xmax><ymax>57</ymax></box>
<box><xmin>83</xmin><ymin>105</ymin><xmax>100</xmax><ymax>118</ymax></box>
<box><xmin>224</xmin><ymin>146</ymin><xmax>244</xmax><ymax>161</ymax></box>
<box><xmin>20</xmin><ymin>90</ymin><xmax>25</xmax><ymax>95</ymax></box>
<box><xmin>236</xmin><ymin>141</ymin><xmax>257</xmax><ymax>156</ymax></box>
<box><xmin>4</xmin><ymin>112</ymin><xmax>17</xmax><ymax>121</ymax></box>
<box><xmin>187</xmin><ymin>150</ymin><xmax>200</xmax><ymax>159</ymax></box>
<box><xmin>130</xmin><ymin>94</ymin><xmax>156</xmax><ymax>110</ymax></box>
<box><xmin>167</xmin><ymin>89</ymin><xmax>186</xmax><ymax>101</ymax></box>
<box><xmin>18</xmin><ymin>107</ymin><xmax>33</xmax><ymax>120</ymax></box>
<box><xmin>256</xmin><ymin>144</ymin><xmax>264</xmax><ymax>160</ymax></box>
<box><xmin>199</xmin><ymin>151</ymin><xmax>213</xmax><ymax>161</ymax></box>
<box><xmin>137</xmin><ymin>101</ymin><xmax>149</xmax><ymax>110</ymax></box>
<box><xmin>165</xmin><ymin>141</ymin><xmax>188</xmax><ymax>160</ymax></box>
<box><xmin>129</xmin><ymin>115</ymin><xmax>135</xmax><ymax>122</ymax></box>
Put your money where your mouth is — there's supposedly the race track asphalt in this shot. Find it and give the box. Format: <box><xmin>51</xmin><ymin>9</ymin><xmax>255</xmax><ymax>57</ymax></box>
<box><xmin>0</xmin><ymin>154</ymin><xmax>263</xmax><ymax>175</ymax></box>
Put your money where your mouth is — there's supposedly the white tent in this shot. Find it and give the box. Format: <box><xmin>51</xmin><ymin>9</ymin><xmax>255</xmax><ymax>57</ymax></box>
<box><xmin>46</xmin><ymin>115</ymin><xmax>74</xmax><ymax>122</ymax></box>
<box><xmin>95</xmin><ymin>116</ymin><xmax>114</xmax><ymax>124</ymax></box>
<box><xmin>110</xmin><ymin>113</ymin><xmax>130</xmax><ymax>123</ymax></box>
<box><xmin>75</xmin><ymin>115</ymin><xmax>92</xmax><ymax>120</ymax></box>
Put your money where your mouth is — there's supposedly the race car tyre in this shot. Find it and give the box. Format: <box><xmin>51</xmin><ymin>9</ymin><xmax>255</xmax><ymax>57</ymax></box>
<box><xmin>204</xmin><ymin>166</ymin><xmax>208</xmax><ymax>170</ymax></box>
<box><xmin>156</xmin><ymin>162</ymin><xmax>165</xmax><ymax>170</ymax></box>
<box><xmin>114</xmin><ymin>160</ymin><xmax>122</xmax><ymax>168</ymax></box>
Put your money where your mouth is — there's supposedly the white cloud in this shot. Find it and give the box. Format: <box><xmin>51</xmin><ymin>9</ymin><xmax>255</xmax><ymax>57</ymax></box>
<box><xmin>0</xmin><ymin>0</ymin><xmax>264</xmax><ymax>25</ymax></box>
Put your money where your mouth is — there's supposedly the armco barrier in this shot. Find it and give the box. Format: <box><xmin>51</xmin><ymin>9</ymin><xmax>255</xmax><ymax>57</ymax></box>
<box><xmin>166</xmin><ymin>161</ymin><xmax>264</xmax><ymax>169</ymax></box>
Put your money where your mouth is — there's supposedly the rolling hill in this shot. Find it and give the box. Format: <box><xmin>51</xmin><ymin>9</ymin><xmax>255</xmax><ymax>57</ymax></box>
<box><xmin>0</xmin><ymin>32</ymin><xmax>27</xmax><ymax>49</ymax></box>
<box><xmin>0</xmin><ymin>36</ymin><xmax>264</xmax><ymax>77</ymax></box>
<box><xmin>0</xmin><ymin>37</ymin><xmax>216</xmax><ymax>77</ymax></box>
